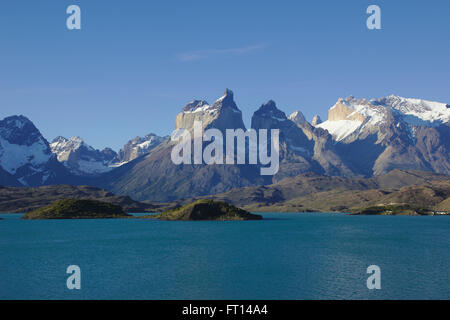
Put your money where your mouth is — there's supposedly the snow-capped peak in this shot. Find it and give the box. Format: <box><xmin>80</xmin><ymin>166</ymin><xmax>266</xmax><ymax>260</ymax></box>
<box><xmin>176</xmin><ymin>89</ymin><xmax>246</xmax><ymax>132</ymax></box>
<box><xmin>289</xmin><ymin>110</ymin><xmax>307</xmax><ymax>125</ymax></box>
<box><xmin>317</xmin><ymin>96</ymin><xmax>387</xmax><ymax>141</ymax></box>
<box><xmin>372</xmin><ymin>95</ymin><xmax>450</xmax><ymax>125</ymax></box>
<box><xmin>50</xmin><ymin>136</ymin><xmax>88</xmax><ymax>161</ymax></box>
<box><xmin>50</xmin><ymin>136</ymin><xmax>117</xmax><ymax>176</ymax></box>
<box><xmin>115</xmin><ymin>133</ymin><xmax>165</xmax><ymax>164</ymax></box>
<box><xmin>253</xmin><ymin>100</ymin><xmax>289</xmax><ymax>122</ymax></box>
<box><xmin>181</xmin><ymin>100</ymin><xmax>213</xmax><ymax>114</ymax></box>
<box><xmin>209</xmin><ymin>88</ymin><xmax>241</xmax><ymax>113</ymax></box>
<box><xmin>216</xmin><ymin>88</ymin><xmax>234</xmax><ymax>102</ymax></box>
<box><xmin>318</xmin><ymin>95</ymin><xmax>450</xmax><ymax>142</ymax></box>
<box><xmin>0</xmin><ymin>115</ymin><xmax>54</xmax><ymax>185</ymax></box>
<box><xmin>181</xmin><ymin>89</ymin><xmax>239</xmax><ymax>114</ymax></box>
<box><xmin>4</xmin><ymin>115</ymin><xmax>29</xmax><ymax>130</ymax></box>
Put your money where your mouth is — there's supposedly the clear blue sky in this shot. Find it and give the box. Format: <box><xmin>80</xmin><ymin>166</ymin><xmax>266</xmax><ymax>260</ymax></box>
<box><xmin>1</xmin><ymin>0</ymin><xmax>449</xmax><ymax>151</ymax></box>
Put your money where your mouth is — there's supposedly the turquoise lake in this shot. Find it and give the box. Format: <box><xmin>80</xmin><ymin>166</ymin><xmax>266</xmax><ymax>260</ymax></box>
<box><xmin>0</xmin><ymin>212</ymin><xmax>449</xmax><ymax>300</ymax></box>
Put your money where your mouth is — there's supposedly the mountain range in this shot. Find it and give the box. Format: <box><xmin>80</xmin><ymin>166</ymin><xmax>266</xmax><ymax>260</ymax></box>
<box><xmin>49</xmin><ymin>133</ymin><xmax>166</xmax><ymax>176</ymax></box>
<box><xmin>0</xmin><ymin>89</ymin><xmax>448</xmax><ymax>202</ymax></box>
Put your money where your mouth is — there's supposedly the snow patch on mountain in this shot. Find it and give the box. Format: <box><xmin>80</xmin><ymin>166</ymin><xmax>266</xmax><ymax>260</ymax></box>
<box><xmin>373</xmin><ymin>95</ymin><xmax>450</xmax><ymax>125</ymax></box>
<box><xmin>316</xmin><ymin>97</ymin><xmax>387</xmax><ymax>141</ymax></box>
<box><xmin>77</xmin><ymin>159</ymin><xmax>114</xmax><ymax>175</ymax></box>
<box><xmin>176</xmin><ymin>89</ymin><xmax>246</xmax><ymax>133</ymax></box>
<box><xmin>288</xmin><ymin>111</ymin><xmax>307</xmax><ymax>125</ymax></box>
<box><xmin>182</xmin><ymin>102</ymin><xmax>215</xmax><ymax>114</ymax></box>
<box><xmin>51</xmin><ymin>136</ymin><xmax>84</xmax><ymax>162</ymax></box>
<box><xmin>115</xmin><ymin>133</ymin><xmax>165</xmax><ymax>164</ymax></box>
<box><xmin>316</xmin><ymin>120</ymin><xmax>362</xmax><ymax>141</ymax></box>
<box><xmin>0</xmin><ymin>136</ymin><xmax>51</xmax><ymax>174</ymax></box>
<box><xmin>0</xmin><ymin>115</ymin><xmax>67</xmax><ymax>186</ymax></box>
<box><xmin>317</xmin><ymin>95</ymin><xmax>449</xmax><ymax>142</ymax></box>
<box><xmin>50</xmin><ymin>136</ymin><xmax>117</xmax><ymax>176</ymax></box>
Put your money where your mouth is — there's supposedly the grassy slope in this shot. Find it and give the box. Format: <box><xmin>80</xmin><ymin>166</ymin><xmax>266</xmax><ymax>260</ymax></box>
<box><xmin>0</xmin><ymin>185</ymin><xmax>167</xmax><ymax>213</ymax></box>
<box><xmin>22</xmin><ymin>199</ymin><xmax>131</xmax><ymax>219</ymax></box>
<box><xmin>207</xmin><ymin>170</ymin><xmax>450</xmax><ymax>214</ymax></box>
<box><xmin>242</xmin><ymin>181</ymin><xmax>450</xmax><ymax>214</ymax></box>
<box><xmin>149</xmin><ymin>199</ymin><xmax>262</xmax><ymax>221</ymax></box>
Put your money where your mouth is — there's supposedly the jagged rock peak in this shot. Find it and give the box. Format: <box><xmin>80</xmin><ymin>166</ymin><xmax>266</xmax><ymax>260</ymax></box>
<box><xmin>254</xmin><ymin>100</ymin><xmax>287</xmax><ymax>120</ymax></box>
<box><xmin>176</xmin><ymin>89</ymin><xmax>245</xmax><ymax>131</ymax></box>
<box><xmin>289</xmin><ymin>110</ymin><xmax>307</xmax><ymax>125</ymax></box>
<box><xmin>336</xmin><ymin>95</ymin><xmax>371</xmax><ymax>107</ymax></box>
<box><xmin>0</xmin><ymin>115</ymin><xmax>45</xmax><ymax>146</ymax></box>
<box><xmin>49</xmin><ymin>135</ymin><xmax>119</xmax><ymax>177</ymax></box>
<box><xmin>311</xmin><ymin>115</ymin><xmax>322</xmax><ymax>126</ymax></box>
<box><xmin>221</xmin><ymin>88</ymin><xmax>234</xmax><ymax>101</ymax></box>
<box><xmin>181</xmin><ymin>100</ymin><xmax>210</xmax><ymax>113</ymax></box>
<box><xmin>2</xmin><ymin>115</ymin><xmax>33</xmax><ymax>128</ymax></box>
<box><xmin>261</xmin><ymin>99</ymin><xmax>278</xmax><ymax>110</ymax></box>
<box><xmin>329</xmin><ymin>97</ymin><xmax>370</xmax><ymax>122</ymax></box>
<box><xmin>52</xmin><ymin>136</ymin><xmax>68</xmax><ymax>144</ymax></box>
<box><xmin>0</xmin><ymin>115</ymin><xmax>55</xmax><ymax>185</ymax></box>
<box><xmin>329</xmin><ymin>94</ymin><xmax>449</xmax><ymax>126</ymax></box>
<box><xmin>116</xmin><ymin>133</ymin><xmax>165</xmax><ymax>164</ymax></box>
<box><xmin>372</xmin><ymin>95</ymin><xmax>450</xmax><ymax>124</ymax></box>
<box><xmin>51</xmin><ymin>136</ymin><xmax>87</xmax><ymax>152</ymax></box>
<box><xmin>180</xmin><ymin>89</ymin><xmax>240</xmax><ymax>114</ymax></box>
<box><xmin>210</xmin><ymin>88</ymin><xmax>240</xmax><ymax>111</ymax></box>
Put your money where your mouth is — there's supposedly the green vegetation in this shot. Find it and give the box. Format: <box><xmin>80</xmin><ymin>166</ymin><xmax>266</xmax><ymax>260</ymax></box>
<box><xmin>207</xmin><ymin>170</ymin><xmax>450</xmax><ymax>214</ymax></box>
<box><xmin>3</xmin><ymin>170</ymin><xmax>448</xmax><ymax>217</ymax></box>
<box><xmin>434</xmin><ymin>197</ymin><xmax>450</xmax><ymax>213</ymax></box>
<box><xmin>22</xmin><ymin>199</ymin><xmax>132</xmax><ymax>220</ymax></box>
<box><xmin>148</xmin><ymin>199</ymin><xmax>262</xmax><ymax>221</ymax></box>
<box><xmin>351</xmin><ymin>204</ymin><xmax>431</xmax><ymax>216</ymax></box>
<box><xmin>0</xmin><ymin>185</ymin><xmax>165</xmax><ymax>214</ymax></box>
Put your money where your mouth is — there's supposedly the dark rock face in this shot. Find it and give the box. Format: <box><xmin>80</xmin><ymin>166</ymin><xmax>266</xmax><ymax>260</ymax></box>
<box><xmin>372</xmin><ymin>116</ymin><xmax>449</xmax><ymax>176</ymax></box>
<box><xmin>21</xmin><ymin>199</ymin><xmax>131</xmax><ymax>219</ymax></box>
<box><xmin>153</xmin><ymin>199</ymin><xmax>262</xmax><ymax>221</ymax></box>
<box><xmin>310</xmin><ymin>126</ymin><xmax>355</xmax><ymax>177</ymax></box>
<box><xmin>251</xmin><ymin>100</ymin><xmax>317</xmax><ymax>180</ymax></box>
<box><xmin>414</xmin><ymin>124</ymin><xmax>450</xmax><ymax>174</ymax></box>
<box><xmin>292</xmin><ymin>115</ymin><xmax>355</xmax><ymax>177</ymax></box>
<box><xmin>0</xmin><ymin>167</ymin><xmax>21</xmax><ymax>187</ymax></box>
<box><xmin>252</xmin><ymin>101</ymin><xmax>355</xmax><ymax>180</ymax></box>
<box><xmin>252</xmin><ymin>101</ymin><xmax>312</xmax><ymax>150</ymax></box>
<box><xmin>96</xmin><ymin>140</ymin><xmax>268</xmax><ymax>202</ymax></box>
<box><xmin>0</xmin><ymin>115</ymin><xmax>44</xmax><ymax>146</ymax></box>
<box><xmin>101</xmin><ymin>147</ymin><xmax>117</xmax><ymax>160</ymax></box>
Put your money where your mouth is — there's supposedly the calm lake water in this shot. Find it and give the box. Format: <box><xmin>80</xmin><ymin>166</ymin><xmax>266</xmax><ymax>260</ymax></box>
<box><xmin>0</xmin><ymin>212</ymin><xmax>449</xmax><ymax>300</ymax></box>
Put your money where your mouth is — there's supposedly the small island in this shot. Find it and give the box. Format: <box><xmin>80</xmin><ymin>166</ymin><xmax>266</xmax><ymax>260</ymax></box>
<box><xmin>22</xmin><ymin>199</ymin><xmax>132</xmax><ymax>220</ymax></box>
<box><xmin>147</xmin><ymin>199</ymin><xmax>263</xmax><ymax>221</ymax></box>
